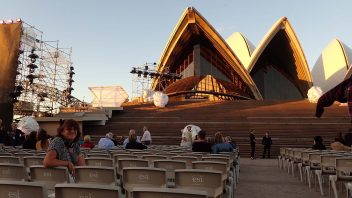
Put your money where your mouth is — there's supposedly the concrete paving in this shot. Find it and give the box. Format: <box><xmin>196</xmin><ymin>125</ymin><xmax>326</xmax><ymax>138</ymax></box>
<box><xmin>235</xmin><ymin>158</ymin><xmax>323</xmax><ymax>198</ymax></box>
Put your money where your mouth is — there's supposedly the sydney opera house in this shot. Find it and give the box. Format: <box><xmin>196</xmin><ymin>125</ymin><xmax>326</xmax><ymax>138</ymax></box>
<box><xmin>150</xmin><ymin>7</ymin><xmax>352</xmax><ymax>102</ymax></box>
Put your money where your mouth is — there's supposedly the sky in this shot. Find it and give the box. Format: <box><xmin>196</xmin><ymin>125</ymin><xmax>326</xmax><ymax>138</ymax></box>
<box><xmin>1</xmin><ymin>0</ymin><xmax>352</xmax><ymax>102</ymax></box>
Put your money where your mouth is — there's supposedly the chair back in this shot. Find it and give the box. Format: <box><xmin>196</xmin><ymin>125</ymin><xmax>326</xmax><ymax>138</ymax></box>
<box><xmin>117</xmin><ymin>159</ymin><xmax>148</xmax><ymax>176</ymax></box>
<box><xmin>122</xmin><ymin>167</ymin><xmax>166</xmax><ymax>192</ymax></box>
<box><xmin>0</xmin><ymin>163</ymin><xmax>27</xmax><ymax>181</ymax></box>
<box><xmin>0</xmin><ymin>156</ymin><xmax>20</xmax><ymax>164</ymax></box>
<box><xmin>29</xmin><ymin>165</ymin><xmax>68</xmax><ymax>190</ymax></box>
<box><xmin>85</xmin><ymin>157</ymin><xmax>114</xmax><ymax>167</ymax></box>
<box><xmin>335</xmin><ymin>158</ymin><xmax>352</xmax><ymax>181</ymax></box>
<box><xmin>170</xmin><ymin>156</ymin><xmax>197</xmax><ymax>168</ymax></box>
<box><xmin>0</xmin><ymin>180</ymin><xmax>47</xmax><ymax>198</ymax></box>
<box><xmin>87</xmin><ymin>153</ymin><xmax>110</xmax><ymax>158</ymax></box>
<box><xmin>192</xmin><ymin>161</ymin><xmax>228</xmax><ymax>181</ymax></box>
<box><xmin>75</xmin><ymin>166</ymin><xmax>116</xmax><ymax>185</ymax></box>
<box><xmin>23</xmin><ymin>156</ymin><xmax>44</xmax><ymax>167</ymax></box>
<box><xmin>142</xmin><ymin>155</ymin><xmax>168</xmax><ymax>167</ymax></box>
<box><xmin>132</xmin><ymin>187</ymin><xmax>207</xmax><ymax>198</ymax></box>
<box><xmin>113</xmin><ymin>154</ymin><xmax>137</xmax><ymax>163</ymax></box>
<box><xmin>55</xmin><ymin>183</ymin><xmax>119</xmax><ymax>198</ymax></box>
<box><xmin>175</xmin><ymin>169</ymin><xmax>223</xmax><ymax>198</ymax></box>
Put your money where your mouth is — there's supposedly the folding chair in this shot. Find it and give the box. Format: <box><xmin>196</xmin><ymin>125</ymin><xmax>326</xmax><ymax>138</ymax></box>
<box><xmin>75</xmin><ymin>166</ymin><xmax>117</xmax><ymax>185</ymax></box>
<box><xmin>175</xmin><ymin>169</ymin><xmax>223</xmax><ymax>198</ymax></box>
<box><xmin>315</xmin><ymin>155</ymin><xmax>341</xmax><ymax>196</ymax></box>
<box><xmin>0</xmin><ymin>180</ymin><xmax>47</xmax><ymax>198</ymax></box>
<box><xmin>132</xmin><ymin>187</ymin><xmax>207</xmax><ymax>198</ymax></box>
<box><xmin>153</xmin><ymin>160</ymin><xmax>185</xmax><ymax>186</ymax></box>
<box><xmin>87</xmin><ymin>153</ymin><xmax>110</xmax><ymax>158</ymax></box>
<box><xmin>171</xmin><ymin>156</ymin><xmax>198</xmax><ymax>168</ymax></box>
<box><xmin>29</xmin><ymin>165</ymin><xmax>69</xmax><ymax>192</ymax></box>
<box><xmin>142</xmin><ymin>155</ymin><xmax>167</xmax><ymax>167</ymax></box>
<box><xmin>85</xmin><ymin>157</ymin><xmax>114</xmax><ymax>167</ymax></box>
<box><xmin>193</xmin><ymin>161</ymin><xmax>234</xmax><ymax>197</ymax></box>
<box><xmin>55</xmin><ymin>183</ymin><xmax>119</xmax><ymax>198</ymax></box>
<box><xmin>0</xmin><ymin>163</ymin><xmax>27</xmax><ymax>181</ymax></box>
<box><xmin>0</xmin><ymin>156</ymin><xmax>20</xmax><ymax>164</ymax></box>
<box><xmin>122</xmin><ymin>167</ymin><xmax>167</xmax><ymax>198</ymax></box>
<box><xmin>116</xmin><ymin>159</ymin><xmax>149</xmax><ymax>180</ymax></box>
<box><xmin>329</xmin><ymin>158</ymin><xmax>352</xmax><ymax>198</ymax></box>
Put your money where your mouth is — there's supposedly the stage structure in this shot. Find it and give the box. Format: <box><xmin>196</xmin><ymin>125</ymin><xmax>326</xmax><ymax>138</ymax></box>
<box><xmin>11</xmin><ymin>20</ymin><xmax>81</xmax><ymax>117</ymax></box>
<box><xmin>130</xmin><ymin>62</ymin><xmax>182</xmax><ymax>100</ymax></box>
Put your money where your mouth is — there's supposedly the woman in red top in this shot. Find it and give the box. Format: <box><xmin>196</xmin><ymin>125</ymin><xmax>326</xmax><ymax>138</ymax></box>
<box><xmin>81</xmin><ymin>135</ymin><xmax>95</xmax><ymax>149</ymax></box>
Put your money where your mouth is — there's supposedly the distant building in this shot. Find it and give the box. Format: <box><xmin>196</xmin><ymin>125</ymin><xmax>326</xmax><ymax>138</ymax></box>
<box><xmin>311</xmin><ymin>39</ymin><xmax>352</xmax><ymax>93</ymax></box>
<box><xmin>151</xmin><ymin>7</ymin><xmax>317</xmax><ymax>101</ymax></box>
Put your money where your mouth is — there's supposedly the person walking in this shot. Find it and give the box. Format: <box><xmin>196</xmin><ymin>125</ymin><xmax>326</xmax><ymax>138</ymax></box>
<box><xmin>249</xmin><ymin>130</ymin><xmax>256</xmax><ymax>159</ymax></box>
<box><xmin>262</xmin><ymin>132</ymin><xmax>272</xmax><ymax>158</ymax></box>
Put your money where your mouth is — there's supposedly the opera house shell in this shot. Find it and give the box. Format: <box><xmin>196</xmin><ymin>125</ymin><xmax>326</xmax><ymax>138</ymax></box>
<box><xmin>151</xmin><ymin>7</ymin><xmax>351</xmax><ymax>101</ymax></box>
<box><xmin>311</xmin><ymin>39</ymin><xmax>352</xmax><ymax>93</ymax></box>
<box><xmin>151</xmin><ymin>7</ymin><xmax>262</xmax><ymax>101</ymax></box>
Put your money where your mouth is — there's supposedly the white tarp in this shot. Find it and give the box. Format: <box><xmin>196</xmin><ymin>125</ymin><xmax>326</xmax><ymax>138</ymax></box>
<box><xmin>89</xmin><ymin>86</ymin><xmax>128</xmax><ymax>107</ymax></box>
<box><xmin>17</xmin><ymin>116</ymin><xmax>39</xmax><ymax>135</ymax></box>
<box><xmin>307</xmin><ymin>86</ymin><xmax>323</xmax><ymax>103</ymax></box>
<box><xmin>183</xmin><ymin>124</ymin><xmax>201</xmax><ymax>140</ymax></box>
<box><xmin>153</xmin><ymin>91</ymin><xmax>168</xmax><ymax>107</ymax></box>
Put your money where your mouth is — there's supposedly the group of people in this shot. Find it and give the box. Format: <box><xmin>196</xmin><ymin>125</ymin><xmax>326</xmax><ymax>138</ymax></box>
<box><xmin>189</xmin><ymin>130</ymin><xmax>236</xmax><ymax>153</ymax></box>
<box><xmin>312</xmin><ymin>129</ymin><xmax>352</xmax><ymax>151</ymax></box>
<box><xmin>249</xmin><ymin>130</ymin><xmax>273</xmax><ymax>160</ymax></box>
<box><xmin>95</xmin><ymin>126</ymin><xmax>152</xmax><ymax>149</ymax></box>
<box><xmin>0</xmin><ymin>120</ymin><xmax>51</xmax><ymax>151</ymax></box>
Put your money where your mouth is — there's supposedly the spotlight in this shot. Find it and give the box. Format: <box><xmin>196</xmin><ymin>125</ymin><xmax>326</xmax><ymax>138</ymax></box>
<box><xmin>143</xmin><ymin>71</ymin><xmax>149</xmax><ymax>78</ymax></box>
<box><xmin>137</xmin><ymin>70</ymin><xmax>143</xmax><ymax>77</ymax></box>
<box><xmin>145</xmin><ymin>65</ymin><xmax>148</xmax><ymax>70</ymax></box>
<box><xmin>28</xmin><ymin>53</ymin><xmax>39</xmax><ymax>59</ymax></box>
<box><xmin>130</xmin><ymin>67</ymin><xmax>137</xmax><ymax>74</ymax></box>
<box><xmin>0</xmin><ymin>20</ymin><xmax>4</xmax><ymax>24</ymax></box>
<box><xmin>16</xmin><ymin>18</ymin><xmax>22</xmax><ymax>22</ymax></box>
<box><xmin>7</xmin><ymin>19</ymin><xmax>13</xmax><ymax>24</ymax></box>
<box><xmin>27</xmin><ymin>63</ymin><xmax>38</xmax><ymax>69</ymax></box>
<box><xmin>70</xmin><ymin>66</ymin><xmax>74</xmax><ymax>71</ymax></box>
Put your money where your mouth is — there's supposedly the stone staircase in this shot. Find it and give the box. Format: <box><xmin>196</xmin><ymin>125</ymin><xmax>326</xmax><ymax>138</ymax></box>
<box><xmin>83</xmin><ymin>99</ymin><xmax>351</xmax><ymax>157</ymax></box>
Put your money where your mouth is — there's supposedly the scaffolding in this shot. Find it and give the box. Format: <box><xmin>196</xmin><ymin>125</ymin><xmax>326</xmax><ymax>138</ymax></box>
<box><xmin>131</xmin><ymin>62</ymin><xmax>158</xmax><ymax>101</ymax></box>
<box><xmin>130</xmin><ymin>62</ymin><xmax>182</xmax><ymax>101</ymax></box>
<box><xmin>13</xmin><ymin>21</ymin><xmax>80</xmax><ymax>117</ymax></box>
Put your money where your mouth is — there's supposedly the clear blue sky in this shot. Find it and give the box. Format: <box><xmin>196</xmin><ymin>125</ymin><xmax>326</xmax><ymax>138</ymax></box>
<box><xmin>1</xmin><ymin>0</ymin><xmax>351</xmax><ymax>102</ymax></box>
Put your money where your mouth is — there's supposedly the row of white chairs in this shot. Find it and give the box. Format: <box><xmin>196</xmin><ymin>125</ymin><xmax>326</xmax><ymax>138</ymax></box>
<box><xmin>0</xmin><ymin>181</ymin><xmax>212</xmax><ymax>198</ymax></box>
<box><xmin>279</xmin><ymin>148</ymin><xmax>352</xmax><ymax>198</ymax></box>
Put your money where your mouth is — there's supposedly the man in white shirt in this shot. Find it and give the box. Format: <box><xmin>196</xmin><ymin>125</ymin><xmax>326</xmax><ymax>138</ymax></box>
<box><xmin>141</xmin><ymin>126</ymin><xmax>152</xmax><ymax>145</ymax></box>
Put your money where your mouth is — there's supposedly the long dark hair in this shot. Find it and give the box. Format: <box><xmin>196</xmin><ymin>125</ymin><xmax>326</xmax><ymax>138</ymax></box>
<box><xmin>56</xmin><ymin>119</ymin><xmax>81</xmax><ymax>143</ymax></box>
<box><xmin>37</xmin><ymin>128</ymin><xmax>48</xmax><ymax>148</ymax></box>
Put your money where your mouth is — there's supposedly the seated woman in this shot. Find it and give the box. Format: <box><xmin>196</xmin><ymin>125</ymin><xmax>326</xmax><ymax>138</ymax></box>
<box><xmin>126</xmin><ymin>129</ymin><xmax>147</xmax><ymax>150</ymax></box>
<box><xmin>36</xmin><ymin>128</ymin><xmax>49</xmax><ymax>151</ymax></box>
<box><xmin>211</xmin><ymin>132</ymin><xmax>234</xmax><ymax>154</ymax></box>
<box><xmin>81</xmin><ymin>135</ymin><xmax>95</xmax><ymax>149</ymax></box>
<box><xmin>43</xmin><ymin>119</ymin><xmax>85</xmax><ymax>175</ymax></box>
<box><xmin>312</xmin><ymin>136</ymin><xmax>326</xmax><ymax>150</ymax></box>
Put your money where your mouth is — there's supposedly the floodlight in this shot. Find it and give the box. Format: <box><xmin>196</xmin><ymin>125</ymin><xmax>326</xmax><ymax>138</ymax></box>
<box><xmin>16</xmin><ymin>18</ymin><xmax>22</xmax><ymax>22</ymax></box>
<box><xmin>7</xmin><ymin>19</ymin><xmax>13</xmax><ymax>23</ymax></box>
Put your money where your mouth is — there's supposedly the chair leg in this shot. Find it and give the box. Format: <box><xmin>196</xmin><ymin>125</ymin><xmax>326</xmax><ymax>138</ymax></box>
<box><xmin>315</xmin><ymin>170</ymin><xmax>324</xmax><ymax>196</ymax></box>
<box><xmin>306</xmin><ymin>166</ymin><xmax>312</xmax><ymax>188</ymax></box>
<box><xmin>329</xmin><ymin>175</ymin><xmax>338</xmax><ymax>198</ymax></box>
<box><xmin>298</xmin><ymin>163</ymin><xmax>303</xmax><ymax>182</ymax></box>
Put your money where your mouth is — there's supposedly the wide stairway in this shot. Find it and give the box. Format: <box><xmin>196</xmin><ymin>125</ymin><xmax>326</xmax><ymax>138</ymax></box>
<box><xmin>83</xmin><ymin>99</ymin><xmax>351</xmax><ymax>157</ymax></box>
